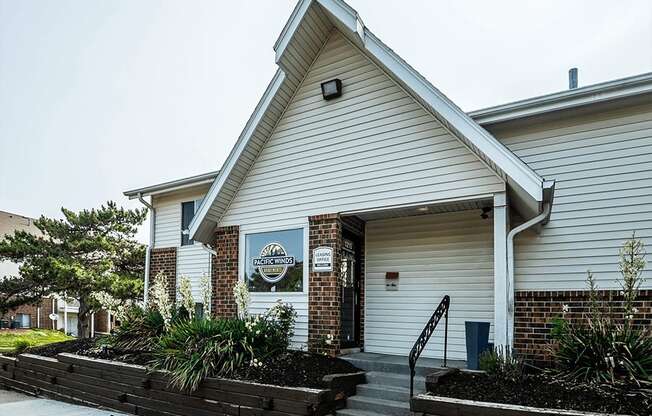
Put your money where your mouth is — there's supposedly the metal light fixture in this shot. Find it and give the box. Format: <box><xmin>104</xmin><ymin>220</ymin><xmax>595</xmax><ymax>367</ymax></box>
<box><xmin>321</xmin><ymin>79</ymin><xmax>342</xmax><ymax>100</ymax></box>
<box><xmin>481</xmin><ymin>207</ymin><xmax>493</xmax><ymax>219</ymax></box>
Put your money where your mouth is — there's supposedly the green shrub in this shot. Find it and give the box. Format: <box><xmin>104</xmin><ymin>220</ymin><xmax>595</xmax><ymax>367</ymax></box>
<box><xmin>552</xmin><ymin>233</ymin><xmax>651</xmax><ymax>387</ymax></box>
<box><xmin>152</xmin><ymin>302</ymin><xmax>296</xmax><ymax>392</ymax></box>
<box><xmin>104</xmin><ymin>305</ymin><xmax>166</xmax><ymax>353</ymax></box>
<box><xmin>553</xmin><ymin>314</ymin><xmax>652</xmax><ymax>386</ymax></box>
<box><xmin>479</xmin><ymin>345</ymin><xmax>524</xmax><ymax>382</ymax></box>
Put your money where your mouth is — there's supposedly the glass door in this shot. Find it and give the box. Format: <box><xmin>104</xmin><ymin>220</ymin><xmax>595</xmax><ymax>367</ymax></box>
<box><xmin>340</xmin><ymin>235</ymin><xmax>360</xmax><ymax>348</ymax></box>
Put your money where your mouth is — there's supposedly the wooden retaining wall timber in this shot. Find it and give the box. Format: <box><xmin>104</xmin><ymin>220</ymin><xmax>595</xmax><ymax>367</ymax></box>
<box><xmin>0</xmin><ymin>353</ymin><xmax>339</xmax><ymax>416</ymax></box>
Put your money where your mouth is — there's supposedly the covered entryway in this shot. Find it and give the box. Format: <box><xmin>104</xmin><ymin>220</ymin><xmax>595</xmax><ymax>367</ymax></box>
<box><xmin>344</xmin><ymin>197</ymin><xmax>502</xmax><ymax>361</ymax></box>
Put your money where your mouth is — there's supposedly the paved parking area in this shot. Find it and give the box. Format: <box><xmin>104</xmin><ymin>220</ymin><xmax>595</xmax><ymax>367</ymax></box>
<box><xmin>0</xmin><ymin>388</ymin><xmax>128</xmax><ymax>415</ymax></box>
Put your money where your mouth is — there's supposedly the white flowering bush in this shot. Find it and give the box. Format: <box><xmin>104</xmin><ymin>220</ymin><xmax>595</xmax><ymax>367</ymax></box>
<box><xmin>178</xmin><ymin>276</ymin><xmax>195</xmax><ymax>319</ymax></box>
<box><xmin>92</xmin><ymin>290</ymin><xmax>134</xmax><ymax>321</ymax></box>
<box><xmin>149</xmin><ymin>272</ymin><xmax>173</xmax><ymax>329</ymax></box>
<box><xmin>233</xmin><ymin>281</ymin><xmax>250</xmax><ymax>320</ymax></box>
<box><xmin>200</xmin><ymin>273</ymin><xmax>211</xmax><ymax>318</ymax></box>
<box><xmin>152</xmin><ymin>302</ymin><xmax>297</xmax><ymax>392</ymax></box>
<box><xmin>552</xmin><ymin>233</ymin><xmax>652</xmax><ymax>386</ymax></box>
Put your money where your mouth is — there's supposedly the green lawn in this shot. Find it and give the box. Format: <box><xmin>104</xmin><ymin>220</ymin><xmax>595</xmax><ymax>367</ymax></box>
<box><xmin>0</xmin><ymin>329</ymin><xmax>73</xmax><ymax>353</ymax></box>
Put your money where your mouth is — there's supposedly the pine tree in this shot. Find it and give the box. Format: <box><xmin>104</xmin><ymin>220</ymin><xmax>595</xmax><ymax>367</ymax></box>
<box><xmin>0</xmin><ymin>201</ymin><xmax>147</xmax><ymax>338</ymax></box>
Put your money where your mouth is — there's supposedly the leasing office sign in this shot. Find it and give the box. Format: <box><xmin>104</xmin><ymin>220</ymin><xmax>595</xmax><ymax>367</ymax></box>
<box><xmin>313</xmin><ymin>246</ymin><xmax>333</xmax><ymax>272</ymax></box>
<box><xmin>252</xmin><ymin>242</ymin><xmax>295</xmax><ymax>283</ymax></box>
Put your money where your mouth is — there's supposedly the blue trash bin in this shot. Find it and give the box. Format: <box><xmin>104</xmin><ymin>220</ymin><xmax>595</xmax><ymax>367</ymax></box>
<box><xmin>465</xmin><ymin>321</ymin><xmax>490</xmax><ymax>370</ymax></box>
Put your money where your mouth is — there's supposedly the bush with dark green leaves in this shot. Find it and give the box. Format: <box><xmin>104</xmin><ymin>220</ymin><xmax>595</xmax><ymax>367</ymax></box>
<box><xmin>551</xmin><ymin>234</ymin><xmax>652</xmax><ymax>387</ymax></box>
<box><xmin>152</xmin><ymin>302</ymin><xmax>296</xmax><ymax>392</ymax></box>
<box><xmin>104</xmin><ymin>305</ymin><xmax>166</xmax><ymax>353</ymax></box>
<box><xmin>552</xmin><ymin>306</ymin><xmax>652</xmax><ymax>386</ymax></box>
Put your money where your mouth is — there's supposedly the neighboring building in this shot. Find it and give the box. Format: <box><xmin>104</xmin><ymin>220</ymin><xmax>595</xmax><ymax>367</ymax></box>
<box><xmin>124</xmin><ymin>0</ymin><xmax>652</xmax><ymax>364</ymax></box>
<box><xmin>0</xmin><ymin>210</ymin><xmax>112</xmax><ymax>336</ymax></box>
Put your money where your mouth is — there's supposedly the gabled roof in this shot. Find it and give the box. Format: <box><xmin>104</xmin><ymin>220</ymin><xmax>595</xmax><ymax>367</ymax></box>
<box><xmin>123</xmin><ymin>170</ymin><xmax>218</xmax><ymax>199</ymax></box>
<box><xmin>190</xmin><ymin>0</ymin><xmax>552</xmax><ymax>243</ymax></box>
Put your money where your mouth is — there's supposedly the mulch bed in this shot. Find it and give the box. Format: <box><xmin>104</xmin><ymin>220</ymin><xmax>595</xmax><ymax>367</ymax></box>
<box><xmin>428</xmin><ymin>371</ymin><xmax>651</xmax><ymax>416</ymax></box>
<box><xmin>5</xmin><ymin>339</ymin><xmax>359</xmax><ymax>389</ymax></box>
<box><xmin>231</xmin><ymin>350</ymin><xmax>360</xmax><ymax>388</ymax></box>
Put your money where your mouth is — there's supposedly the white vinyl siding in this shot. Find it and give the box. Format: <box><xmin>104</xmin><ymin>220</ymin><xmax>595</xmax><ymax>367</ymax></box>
<box><xmin>152</xmin><ymin>188</ymin><xmax>208</xmax><ymax>249</ymax></box>
<box><xmin>365</xmin><ymin>211</ymin><xmax>494</xmax><ymax>361</ymax></box>
<box><xmin>491</xmin><ymin>102</ymin><xmax>652</xmax><ymax>290</ymax></box>
<box><xmin>219</xmin><ymin>30</ymin><xmax>504</xmax><ymax>228</ymax></box>
<box><xmin>176</xmin><ymin>245</ymin><xmax>211</xmax><ymax>303</ymax></box>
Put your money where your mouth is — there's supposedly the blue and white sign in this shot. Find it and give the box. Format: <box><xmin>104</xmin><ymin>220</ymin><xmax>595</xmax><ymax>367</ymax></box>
<box><xmin>252</xmin><ymin>242</ymin><xmax>295</xmax><ymax>283</ymax></box>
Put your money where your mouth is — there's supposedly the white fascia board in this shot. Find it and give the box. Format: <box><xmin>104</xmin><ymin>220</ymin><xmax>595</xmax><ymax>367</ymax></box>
<box><xmin>361</xmin><ymin>30</ymin><xmax>544</xmax><ymax>201</ymax></box>
<box><xmin>470</xmin><ymin>72</ymin><xmax>652</xmax><ymax>125</ymax></box>
<box><xmin>189</xmin><ymin>69</ymin><xmax>287</xmax><ymax>242</ymax></box>
<box><xmin>274</xmin><ymin>0</ymin><xmax>312</xmax><ymax>63</ymax></box>
<box><xmin>123</xmin><ymin>171</ymin><xmax>218</xmax><ymax>199</ymax></box>
<box><xmin>275</xmin><ymin>0</ymin><xmax>360</xmax><ymax>64</ymax></box>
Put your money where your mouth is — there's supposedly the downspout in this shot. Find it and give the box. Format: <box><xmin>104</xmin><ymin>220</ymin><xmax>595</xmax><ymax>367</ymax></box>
<box><xmin>506</xmin><ymin>202</ymin><xmax>552</xmax><ymax>346</ymax></box>
<box><xmin>137</xmin><ymin>193</ymin><xmax>155</xmax><ymax>305</ymax></box>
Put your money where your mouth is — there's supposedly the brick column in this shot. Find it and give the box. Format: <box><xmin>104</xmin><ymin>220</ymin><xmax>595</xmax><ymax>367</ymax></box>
<box><xmin>149</xmin><ymin>247</ymin><xmax>177</xmax><ymax>301</ymax></box>
<box><xmin>212</xmin><ymin>225</ymin><xmax>239</xmax><ymax>318</ymax></box>
<box><xmin>308</xmin><ymin>214</ymin><xmax>342</xmax><ymax>356</ymax></box>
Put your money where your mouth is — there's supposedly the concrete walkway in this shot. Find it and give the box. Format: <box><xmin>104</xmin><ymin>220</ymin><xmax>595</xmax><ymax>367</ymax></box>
<box><xmin>0</xmin><ymin>388</ymin><xmax>128</xmax><ymax>416</ymax></box>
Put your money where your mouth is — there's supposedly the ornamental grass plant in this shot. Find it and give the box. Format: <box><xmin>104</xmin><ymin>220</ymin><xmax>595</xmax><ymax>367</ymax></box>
<box><xmin>551</xmin><ymin>233</ymin><xmax>652</xmax><ymax>387</ymax></box>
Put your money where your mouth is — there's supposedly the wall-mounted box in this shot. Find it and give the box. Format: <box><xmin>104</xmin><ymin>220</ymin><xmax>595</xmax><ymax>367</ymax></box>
<box><xmin>385</xmin><ymin>272</ymin><xmax>399</xmax><ymax>291</ymax></box>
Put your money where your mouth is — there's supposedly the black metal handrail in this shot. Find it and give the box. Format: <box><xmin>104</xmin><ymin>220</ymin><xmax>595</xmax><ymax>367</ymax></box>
<box><xmin>408</xmin><ymin>295</ymin><xmax>450</xmax><ymax>396</ymax></box>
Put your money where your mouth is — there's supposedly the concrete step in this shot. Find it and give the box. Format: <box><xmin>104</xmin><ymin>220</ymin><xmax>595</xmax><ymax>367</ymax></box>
<box><xmin>365</xmin><ymin>371</ymin><xmax>425</xmax><ymax>391</ymax></box>
<box><xmin>341</xmin><ymin>354</ymin><xmax>449</xmax><ymax>376</ymax></box>
<box><xmin>336</xmin><ymin>409</ymin><xmax>386</xmax><ymax>416</ymax></box>
<box><xmin>356</xmin><ymin>383</ymin><xmax>410</xmax><ymax>403</ymax></box>
<box><xmin>346</xmin><ymin>396</ymin><xmax>411</xmax><ymax>416</ymax></box>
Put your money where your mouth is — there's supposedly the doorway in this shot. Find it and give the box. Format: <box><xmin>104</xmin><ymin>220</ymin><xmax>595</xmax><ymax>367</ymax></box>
<box><xmin>340</xmin><ymin>231</ymin><xmax>361</xmax><ymax>348</ymax></box>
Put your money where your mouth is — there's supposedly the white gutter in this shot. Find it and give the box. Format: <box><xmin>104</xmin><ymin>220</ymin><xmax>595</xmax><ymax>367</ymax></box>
<box><xmin>506</xmin><ymin>202</ymin><xmax>552</xmax><ymax>345</ymax></box>
<box><xmin>137</xmin><ymin>193</ymin><xmax>155</xmax><ymax>305</ymax></box>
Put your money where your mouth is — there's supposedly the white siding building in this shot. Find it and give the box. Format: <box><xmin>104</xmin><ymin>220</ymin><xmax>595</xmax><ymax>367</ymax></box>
<box><xmin>125</xmin><ymin>0</ymin><xmax>652</xmax><ymax>366</ymax></box>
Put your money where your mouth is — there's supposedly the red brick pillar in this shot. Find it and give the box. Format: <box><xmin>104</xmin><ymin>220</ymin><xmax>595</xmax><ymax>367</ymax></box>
<box><xmin>212</xmin><ymin>225</ymin><xmax>239</xmax><ymax>318</ymax></box>
<box><xmin>308</xmin><ymin>214</ymin><xmax>342</xmax><ymax>356</ymax></box>
<box><xmin>149</xmin><ymin>247</ymin><xmax>177</xmax><ymax>301</ymax></box>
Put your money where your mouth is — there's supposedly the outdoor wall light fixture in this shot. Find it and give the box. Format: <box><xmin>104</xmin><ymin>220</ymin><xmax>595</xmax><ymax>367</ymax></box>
<box><xmin>321</xmin><ymin>79</ymin><xmax>342</xmax><ymax>100</ymax></box>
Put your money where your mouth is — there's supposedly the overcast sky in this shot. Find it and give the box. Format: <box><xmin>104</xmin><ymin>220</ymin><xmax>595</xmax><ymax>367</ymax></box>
<box><xmin>1</xmin><ymin>0</ymin><xmax>651</xmax><ymax>242</ymax></box>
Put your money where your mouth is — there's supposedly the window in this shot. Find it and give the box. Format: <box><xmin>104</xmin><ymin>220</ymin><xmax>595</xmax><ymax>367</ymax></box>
<box><xmin>181</xmin><ymin>201</ymin><xmax>195</xmax><ymax>246</ymax></box>
<box><xmin>245</xmin><ymin>228</ymin><xmax>304</xmax><ymax>292</ymax></box>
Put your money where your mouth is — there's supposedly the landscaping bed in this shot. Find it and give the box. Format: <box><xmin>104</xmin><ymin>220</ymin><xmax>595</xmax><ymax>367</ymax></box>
<box><xmin>0</xmin><ymin>352</ymin><xmax>355</xmax><ymax>416</ymax></box>
<box><xmin>3</xmin><ymin>338</ymin><xmax>360</xmax><ymax>389</ymax></box>
<box><xmin>425</xmin><ymin>370</ymin><xmax>651</xmax><ymax>416</ymax></box>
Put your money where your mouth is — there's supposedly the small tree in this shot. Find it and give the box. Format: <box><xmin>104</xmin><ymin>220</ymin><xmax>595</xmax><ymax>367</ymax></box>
<box><xmin>0</xmin><ymin>201</ymin><xmax>147</xmax><ymax>338</ymax></box>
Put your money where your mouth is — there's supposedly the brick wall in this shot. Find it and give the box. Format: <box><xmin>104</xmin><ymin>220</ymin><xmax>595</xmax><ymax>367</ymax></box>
<box><xmin>514</xmin><ymin>289</ymin><xmax>652</xmax><ymax>367</ymax></box>
<box><xmin>149</xmin><ymin>247</ymin><xmax>177</xmax><ymax>301</ymax></box>
<box><xmin>212</xmin><ymin>226</ymin><xmax>239</xmax><ymax>318</ymax></box>
<box><xmin>5</xmin><ymin>297</ymin><xmax>55</xmax><ymax>329</ymax></box>
<box><xmin>308</xmin><ymin>214</ymin><xmax>342</xmax><ymax>355</ymax></box>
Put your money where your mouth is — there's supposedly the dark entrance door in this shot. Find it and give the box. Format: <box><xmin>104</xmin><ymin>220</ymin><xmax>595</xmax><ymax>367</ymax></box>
<box><xmin>340</xmin><ymin>233</ymin><xmax>361</xmax><ymax>348</ymax></box>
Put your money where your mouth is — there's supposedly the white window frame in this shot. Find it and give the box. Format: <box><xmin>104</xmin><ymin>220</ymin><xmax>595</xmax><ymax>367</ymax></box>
<box><xmin>238</xmin><ymin>221</ymin><xmax>309</xmax><ymax>295</ymax></box>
